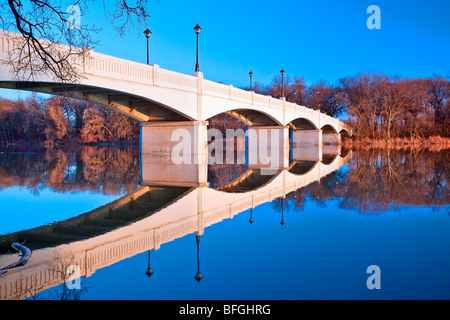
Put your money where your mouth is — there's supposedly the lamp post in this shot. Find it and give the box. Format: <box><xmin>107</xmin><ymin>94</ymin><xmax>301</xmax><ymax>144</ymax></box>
<box><xmin>194</xmin><ymin>235</ymin><xmax>203</xmax><ymax>282</ymax></box>
<box><xmin>143</xmin><ymin>28</ymin><xmax>152</xmax><ymax>65</ymax></box>
<box><xmin>145</xmin><ymin>250</ymin><xmax>154</xmax><ymax>278</ymax></box>
<box><xmin>249</xmin><ymin>71</ymin><xmax>253</xmax><ymax>91</ymax></box>
<box><xmin>193</xmin><ymin>24</ymin><xmax>202</xmax><ymax>72</ymax></box>
<box><xmin>280</xmin><ymin>69</ymin><xmax>285</xmax><ymax>98</ymax></box>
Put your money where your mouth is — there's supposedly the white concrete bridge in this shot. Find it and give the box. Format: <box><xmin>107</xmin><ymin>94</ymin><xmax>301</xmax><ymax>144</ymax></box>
<box><xmin>0</xmin><ymin>30</ymin><xmax>352</xmax><ymax>151</ymax></box>
<box><xmin>0</xmin><ymin>147</ymin><xmax>351</xmax><ymax>300</ymax></box>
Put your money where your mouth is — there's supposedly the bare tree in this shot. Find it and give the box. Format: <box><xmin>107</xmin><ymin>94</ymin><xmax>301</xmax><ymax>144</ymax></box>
<box><xmin>305</xmin><ymin>80</ymin><xmax>345</xmax><ymax>117</ymax></box>
<box><xmin>0</xmin><ymin>0</ymin><xmax>151</xmax><ymax>82</ymax></box>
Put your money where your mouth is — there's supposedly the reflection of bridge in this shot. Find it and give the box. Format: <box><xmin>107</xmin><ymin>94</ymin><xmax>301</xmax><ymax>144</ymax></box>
<box><xmin>0</xmin><ymin>146</ymin><xmax>351</xmax><ymax>300</ymax></box>
<box><xmin>0</xmin><ymin>30</ymin><xmax>351</xmax><ymax>155</ymax></box>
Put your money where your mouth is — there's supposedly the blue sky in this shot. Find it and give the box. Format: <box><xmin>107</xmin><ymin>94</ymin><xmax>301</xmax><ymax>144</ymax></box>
<box><xmin>1</xmin><ymin>0</ymin><xmax>449</xmax><ymax>100</ymax></box>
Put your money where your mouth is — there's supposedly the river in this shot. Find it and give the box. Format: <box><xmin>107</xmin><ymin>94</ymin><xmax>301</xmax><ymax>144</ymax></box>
<box><xmin>0</xmin><ymin>145</ymin><xmax>448</xmax><ymax>300</ymax></box>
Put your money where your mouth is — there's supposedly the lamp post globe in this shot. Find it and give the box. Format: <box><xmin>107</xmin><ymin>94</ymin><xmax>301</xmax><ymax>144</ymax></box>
<box><xmin>280</xmin><ymin>69</ymin><xmax>285</xmax><ymax>98</ymax></box>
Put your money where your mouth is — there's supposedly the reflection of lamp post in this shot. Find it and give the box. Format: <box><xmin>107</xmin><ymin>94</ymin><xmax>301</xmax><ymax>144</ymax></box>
<box><xmin>280</xmin><ymin>69</ymin><xmax>285</xmax><ymax>98</ymax></box>
<box><xmin>193</xmin><ymin>24</ymin><xmax>202</xmax><ymax>72</ymax></box>
<box><xmin>249</xmin><ymin>71</ymin><xmax>253</xmax><ymax>91</ymax></box>
<box><xmin>143</xmin><ymin>28</ymin><xmax>152</xmax><ymax>65</ymax></box>
<box><xmin>194</xmin><ymin>235</ymin><xmax>203</xmax><ymax>282</ymax></box>
<box><xmin>249</xmin><ymin>208</ymin><xmax>254</xmax><ymax>224</ymax></box>
<box><xmin>145</xmin><ymin>250</ymin><xmax>154</xmax><ymax>278</ymax></box>
<box><xmin>280</xmin><ymin>198</ymin><xmax>285</xmax><ymax>226</ymax></box>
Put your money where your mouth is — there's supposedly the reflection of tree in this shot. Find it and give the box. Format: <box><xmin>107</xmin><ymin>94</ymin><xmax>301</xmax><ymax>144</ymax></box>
<box><xmin>279</xmin><ymin>149</ymin><xmax>449</xmax><ymax>214</ymax></box>
<box><xmin>208</xmin><ymin>164</ymin><xmax>247</xmax><ymax>189</ymax></box>
<box><xmin>11</xmin><ymin>252</ymin><xmax>89</xmax><ymax>300</ymax></box>
<box><xmin>339</xmin><ymin>149</ymin><xmax>449</xmax><ymax>213</ymax></box>
<box><xmin>45</xmin><ymin>251</ymin><xmax>89</xmax><ymax>300</ymax></box>
<box><xmin>285</xmin><ymin>188</ymin><xmax>308</xmax><ymax>211</ymax></box>
<box><xmin>281</xmin><ymin>168</ymin><xmax>347</xmax><ymax>213</ymax></box>
<box><xmin>0</xmin><ymin>146</ymin><xmax>140</xmax><ymax>196</ymax></box>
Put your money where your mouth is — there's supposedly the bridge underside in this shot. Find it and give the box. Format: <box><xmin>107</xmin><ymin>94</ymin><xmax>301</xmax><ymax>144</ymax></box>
<box><xmin>214</xmin><ymin>169</ymin><xmax>281</xmax><ymax>193</ymax></box>
<box><xmin>223</xmin><ymin>109</ymin><xmax>280</xmax><ymax>127</ymax></box>
<box><xmin>321</xmin><ymin>124</ymin><xmax>338</xmax><ymax>134</ymax></box>
<box><xmin>289</xmin><ymin>118</ymin><xmax>318</xmax><ymax>130</ymax></box>
<box><xmin>0</xmin><ymin>81</ymin><xmax>192</xmax><ymax>122</ymax></box>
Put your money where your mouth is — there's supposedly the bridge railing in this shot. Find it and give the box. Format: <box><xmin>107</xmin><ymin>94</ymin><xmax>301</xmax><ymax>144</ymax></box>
<box><xmin>80</xmin><ymin>49</ymin><xmax>349</xmax><ymax>131</ymax></box>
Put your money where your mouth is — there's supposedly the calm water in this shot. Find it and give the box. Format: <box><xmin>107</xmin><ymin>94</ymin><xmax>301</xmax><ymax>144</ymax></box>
<box><xmin>0</xmin><ymin>145</ymin><xmax>449</xmax><ymax>300</ymax></box>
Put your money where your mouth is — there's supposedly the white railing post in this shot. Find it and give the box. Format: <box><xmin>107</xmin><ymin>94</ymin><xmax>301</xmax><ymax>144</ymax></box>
<box><xmin>153</xmin><ymin>64</ymin><xmax>159</xmax><ymax>85</ymax></box>
<box><xmin>197</xmin><ymin>72</ymin><xmax>204</xmax><ymax>120</ymax></box>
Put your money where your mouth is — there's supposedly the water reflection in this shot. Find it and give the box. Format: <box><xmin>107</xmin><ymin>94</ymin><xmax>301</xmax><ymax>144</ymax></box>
<box><xmin>0</xmin><ymin>145</ymin><xmax>449</xmax><ymax>300</ymax></box>
<box><xmin>0</xmin><ymin>146</ymin><xmax>140</xmax><ymax>196</ymax></box>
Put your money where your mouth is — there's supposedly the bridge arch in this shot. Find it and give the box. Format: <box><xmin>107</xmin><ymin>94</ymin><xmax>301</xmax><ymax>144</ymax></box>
<box><xmin>322</xmin><ymin>154</ymin><xmax>338</xmax><ymax>165</ymax></box>
<box><xmin>288</xmin><ymin>117</ymin><xmax>318</xmax><ymax>130</ymax></box>
<box><xmin>321</xmin><ymin>124</ymin><xmax>338</xmax><ymax>134</ymax></box>
<box><xmin>214</xmin><ymin>168</ymin><xmax>282</xmax><ymax>193</ymax></box>
<box><xmin>0</xmin><ymin>81</ymin><xmax>194</xmax><ymax>123</ymax></box>
<box><xmin>340</xmin><ymin>129</ymin><xmax>352</xmax><ymax>139</ymax></box>
<box><xmin>207</xmin><ymin>108</ymin><xmax>282</xmax><ymax>127</ymax></box>
<box><xmin>288</xmin><ymin>160</ymin><xmax>318</xmax><ymax>175</ymax></box>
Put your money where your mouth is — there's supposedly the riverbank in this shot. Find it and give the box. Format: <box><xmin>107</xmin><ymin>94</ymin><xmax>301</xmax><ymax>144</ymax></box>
<box><xmin>343</xmin><ymin>136</ymin><xmax>450</xmax><ymax>151</ymax></box>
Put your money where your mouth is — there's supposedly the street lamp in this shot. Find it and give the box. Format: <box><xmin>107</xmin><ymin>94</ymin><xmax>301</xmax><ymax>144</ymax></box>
<box><xmin>194</xmin><ymin>235</ymin><xmax>203</xmax><ymax>282</ymax></box>
<box><xmin>249</xmin><ymin>71</ymin><xmax>253</xmax><ymax>91</ymax></box>
<box><xmin>145</xmin><ymin>250</ymin><xmax>154</xmax><ymax>278</ymax></box>
<box><xmin>193</xmin><ymin>23</ymin><xmax>202</xmax><ymax>72</ymax></box>
<box><xmin>280</xmin><ymin>69</ymin><xmax>285</xmax><ymax>98</ymax></box>
<box><xmin>143</xmin><ymin>28</ymin><xmax>152</xmax><ymax>65</ymax></box>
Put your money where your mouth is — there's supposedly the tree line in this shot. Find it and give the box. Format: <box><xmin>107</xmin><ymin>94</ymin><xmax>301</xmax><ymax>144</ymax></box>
<box><xmin>247</xmin><ymin>72</ymin><xmax>450</xmax><ymax>140</ymax></box>
<box><xmin>0</xmin><ymin>95</ymin><xmax>139</xmax><ymax>147</ymax></box>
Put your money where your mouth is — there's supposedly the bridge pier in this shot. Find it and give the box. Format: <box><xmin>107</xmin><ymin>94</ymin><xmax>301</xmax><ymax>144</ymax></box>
<box><xmin>291</xmin><ymin>145</ymin><xmax>323</xmax><ymax>162</ymax></box>
<box><xmin>246</xmin><ymin>126</ymin><xmax>290</xmax><ymax>172</ymax></box>
<box><xmin>140</xmin><ymin>153</ymin><xmax>208</xmax><ymax>187</ymax></box>
<box><xmin>323</xmin><ymin>143</ymin><xmax>341</xmax><ymax>156</ymax></box>
<box><xmin>140</xmin><ymin>121</ymin><xmax>209</xmax><ymax>186</ymax></box>
<box><xmin>292</xmin><ymin>129</ymin><xmax>323</xmax><ymax>147</ymax></box>
<box><xmin>323</xmin><ymin>133</ymin><xmax>341</xmax><ymax>145</ymax></box>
